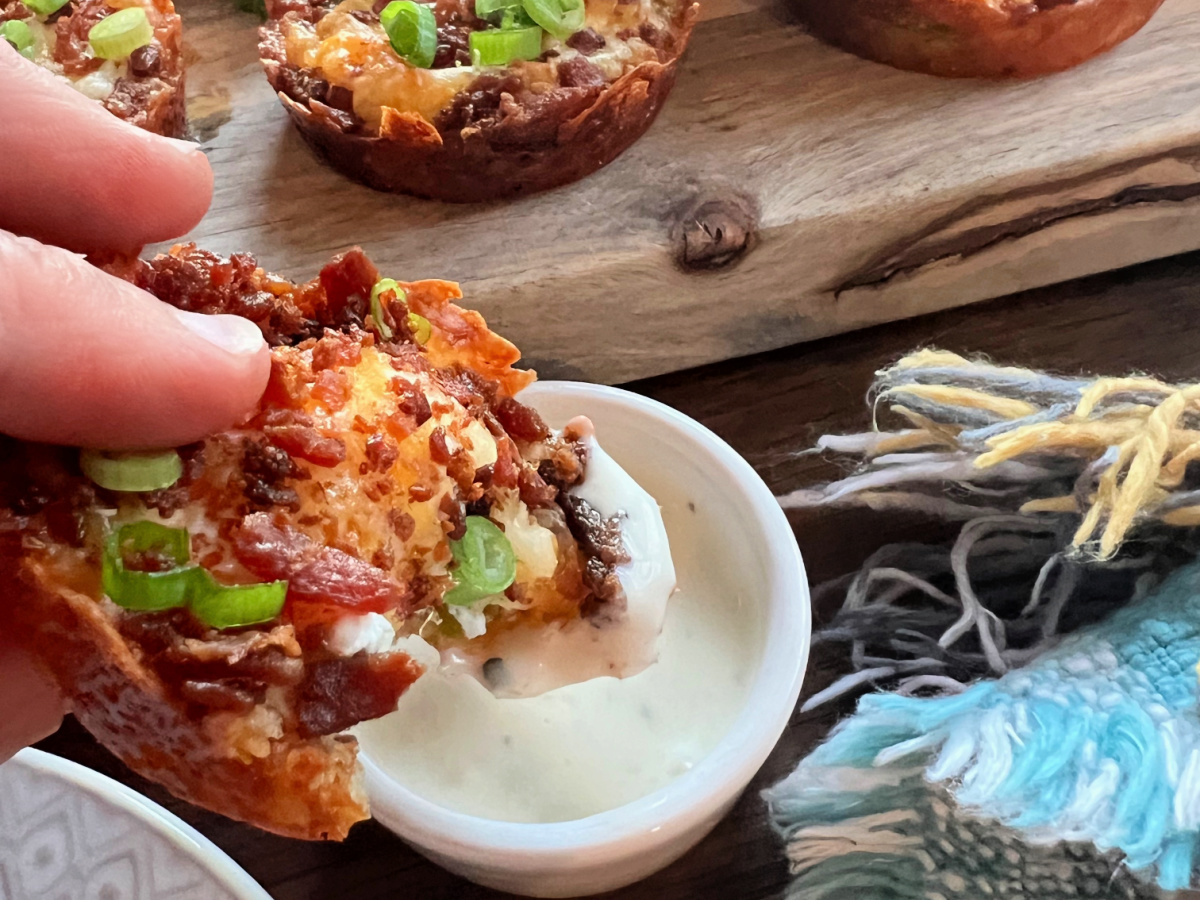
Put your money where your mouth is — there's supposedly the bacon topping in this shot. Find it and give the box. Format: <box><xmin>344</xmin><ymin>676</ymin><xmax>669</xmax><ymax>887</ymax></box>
<box><xmin>234</xmin><ymin>514</ymin><xmax>410</xmax><ymax>614</ymax></box>
<box><xmin>363</xmin><ymin>434</ymin><xmax>399</xmax><ymax>473</ymax></box>
<box><xmin>313</xmin><ymin>250</ymin><xmax>379</xmax><ymax>328</ymax></box>
<box><xmin>297</xmin><ymin>652</ymin><xmax>423</xmax><ymax>737</ymax></box>
<box><xmin>259</xmin><ymin>409</ymin><xmax>347</xmax><ymax>467</ymax></box>
<box><xmin>55</xmin><ymin>0</ymin><xmax>108</xmax><ymax>76</ymax></box>
<box><xmin>311</xmin><ymin>368</ymin><xmax>350</xmax><ymax>409</ymax></box>
<box><xmin>493</xmin><ymin>397</ymin><xmax>550</xmax><ymax>443</ymax></box>
<box><xmin>566</xmin><ymin>27</ymin><xmax>605</xmax><ymax>54</ymax></box>
<box><xmin>242</xmin><ymin>440</ymin><xmax>303</xmax><ymax>512</ymax></box>
<box><xmin>388</xmin><ymin>509</ymin><xmax>416</xmax><ymax>542</ymax></box>
<box><xmin>311</xmin><ymin>332</ymin><xmax>363</xmax><ymax>371</ymax></box>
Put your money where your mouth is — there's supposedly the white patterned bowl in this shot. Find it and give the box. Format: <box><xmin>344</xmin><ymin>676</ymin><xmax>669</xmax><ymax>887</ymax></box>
<box><xmin>0</xmin><ymin>749</ymin><xmax>271</xmax><ymax>900</ymax></box>
<box><xmin>362</xmin><ymin>382</ymin><xmax>812</xmax><ymax>898</ymax></box>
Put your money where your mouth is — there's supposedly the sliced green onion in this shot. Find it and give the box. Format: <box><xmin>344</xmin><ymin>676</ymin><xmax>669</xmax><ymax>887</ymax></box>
<box><xmin>469</xmin><ymin>26</ymin><xmax>542</xmax><ymax>67</ymax></box>
<box><xmin>379</xmin><ymin>0</ymin><xmax>437</xmax><ymax>69</ymax></box>
<box><xmin>444</xmin><ymin>516</ymin><xmax>516</xmax><ymax>606</ymax></box>
<box><xmin>102</xmin><ymin>522</ymin><xmax>197</xmax><ymax>612</ymax></box>
<box><xmin>407</xmin><ymin>312</ymin><xmax>431</xmax><ymax>346</ymax></box>
<box><xmin>474</xmin><ymin>0</ymin><xmax>520</xmax><ymax>20</ymax></box>
<box><xmin>81</xmin><ymin>448</ymin><xmax>183</xmax><ymax>493</ymax></box>
<box><xmin>22</xmin><ymin>0</ymin><xmax>69</xmax><ymax>16</ymax></box>
<box><xmin>190</xmin><ymin>573</ymin><xmax>289</xmax><ymax>629</ymax></box>
<box><xmin>0</xmin><ymin>19</ymin><xmax>34</xmax><ymax>58</ymax></box>
<box><xmin>114</xmin><ymin>520</ymin><xmax>191</xmax><ymax>563</ymax></box>
<box><xmin>88</xmin><ymin>7</ymin><xmax>153</xmax><ymax>60</ymax></box>
<box><xmin>499</xmin><ymin>7</ymin><xmax>536</xmax><ymax>29</ymax></box>
<box><xmin>369</xmin><ymin>277</ymin><xmax>403</xmax><ymax>340</ymax></box>
<box><xmin>100</xmin><ymin>520</ymin><xmax>288</xmax><ymax>628</ymax></box>
<box><xmin>520</xmin><ymin>0</ymin><xmax>581</xmax><ymax>41</ymax></box>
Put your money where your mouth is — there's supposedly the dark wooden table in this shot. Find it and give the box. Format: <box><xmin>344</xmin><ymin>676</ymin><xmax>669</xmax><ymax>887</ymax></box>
<box><xmin>37</xmin><ymin>250</ymin><xmax>1200</xmax><ymax>899</ymax></box>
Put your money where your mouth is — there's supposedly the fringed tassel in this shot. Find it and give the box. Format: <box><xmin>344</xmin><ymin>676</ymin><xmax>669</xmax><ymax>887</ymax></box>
<box><xmin>768</xmin><ymin>562</ymin><xmax>1200</xmax><ymax>891</ymax></box>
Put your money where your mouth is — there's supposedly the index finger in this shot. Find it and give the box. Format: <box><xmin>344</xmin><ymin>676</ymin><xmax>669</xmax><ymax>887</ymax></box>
<box><xmin>0</xmin><ymin>41</ymin><xmax>213</xmax><ymax>254</ymax></box>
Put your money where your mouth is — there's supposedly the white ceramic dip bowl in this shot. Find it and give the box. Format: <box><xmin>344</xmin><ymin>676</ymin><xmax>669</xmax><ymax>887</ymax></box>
<box><xmin>358</xmin><ymin>381</ymin><xmax>811</xmax><ymax>898</ymax></box>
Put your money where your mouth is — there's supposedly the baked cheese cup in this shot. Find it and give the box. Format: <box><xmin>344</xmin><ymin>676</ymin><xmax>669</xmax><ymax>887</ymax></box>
<box><xmin>794</xmin><ymin>0</ymin><xmax>1166</xmax><ymax>79</ymax></box>
<box><xmin>258</xmin><ymin>0</ymin><xmax>698</xmax><ymax>200</ymax></box>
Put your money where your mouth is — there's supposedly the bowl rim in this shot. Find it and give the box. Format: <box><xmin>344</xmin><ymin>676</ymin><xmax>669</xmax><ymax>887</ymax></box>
<box><xmin>6</xmin><ymin>749</ymin><xmax>272</xmax><ymax>900</ymax></box>
<box><xmin>361</xmin><ymin>380</ymin><xmax>811</xmax><ymax>860</ymax></box>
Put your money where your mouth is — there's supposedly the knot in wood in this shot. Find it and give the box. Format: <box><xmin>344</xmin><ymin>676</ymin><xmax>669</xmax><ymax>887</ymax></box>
<box><xmin>674</xmin><ymin>196</ymin><xmax>758</xmax><ymax>272</ymax></box>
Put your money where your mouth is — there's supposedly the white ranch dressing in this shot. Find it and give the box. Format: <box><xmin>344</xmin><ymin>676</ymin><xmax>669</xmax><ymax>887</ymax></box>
<box><xmin>358</xmin><ymin>429</ymin><xmax>758</xmax><ymax>822</ymax></box>
<box><xmin>441</xmin><ymin>419</ymin><xmax>677</xmax><ymax>698</ymax></box>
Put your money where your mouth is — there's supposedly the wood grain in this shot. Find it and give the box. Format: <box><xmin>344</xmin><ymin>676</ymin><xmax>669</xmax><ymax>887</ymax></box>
<box><xmin>163</xmin><ymin>0</ymin><xmax>1200</xmax><ymax>384</ymax></box>
<box><xmin>37</xmin><ymin>250</ymin><xmax>1200</xmax><ymax>900</ymax></box>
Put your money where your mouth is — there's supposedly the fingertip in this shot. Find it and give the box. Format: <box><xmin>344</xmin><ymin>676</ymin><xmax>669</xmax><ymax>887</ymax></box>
<box><xmin>155</xmin><ymin>138</ymin><xmax>215</xmax><ymax>236</ymax></box>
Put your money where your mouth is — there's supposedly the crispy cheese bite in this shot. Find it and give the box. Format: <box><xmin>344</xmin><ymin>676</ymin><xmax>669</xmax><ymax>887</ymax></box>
<box><xmin>0</xmin><ymin>246</ymin><xmax>650</xmax><ymax>840</ymax></box>
<box><xmin>1</xmin><ymin>0</ymin><xmax>185</xmax><ymax>135</ymax></box>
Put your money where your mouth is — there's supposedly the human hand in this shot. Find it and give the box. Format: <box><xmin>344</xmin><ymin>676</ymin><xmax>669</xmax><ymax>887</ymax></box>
<box><xmin>0</xmin><ymin>42</ymin><xmax>272</xmax><ymax>759</ymax></box>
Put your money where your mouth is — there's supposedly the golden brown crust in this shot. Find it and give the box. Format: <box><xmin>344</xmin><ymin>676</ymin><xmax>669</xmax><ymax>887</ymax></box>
<box><xmin>402</xmin><ymin>278</ymin><xmax>535</xmax><ymax>397</ymax></box>
<box><xmin>258</xmin><ymin>2</ymin><xmax>698</xmax><ymax>201</ymax></box>
<box><xmin>1</xmin><ymin>547</ymin><xmax>368</xmax><ymax>841</ymax></box>
<box><xmin>794</xmin><ymin>0</ymin><xmax>1165</xmax><ymax>79</ymax></box>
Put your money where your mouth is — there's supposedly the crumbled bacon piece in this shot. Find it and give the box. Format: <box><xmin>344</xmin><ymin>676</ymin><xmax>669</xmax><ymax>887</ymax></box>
<box><xmin>259</xmin><ymin>410</ymin><xmax>347</xmax><ymax>467</ymax></box>
<box><xmin>311</xmin><ymin>333</ymin><xmax>363</xmax><ymax>371</ymax></box>
<box><xmin>311</xmin><ymin>369</ymin><xmax>350</xmax><ymax>409</ymax></box>
<box><xmin>180</xmin><ymin>680</ymin><xmax>261</xmax><ymax>714</ymax></box>
<box><xmin>559</xmin><ymin>495</ymin><xmax>630</xmax><ymax>614</ymax></box>
<box><xmin>428</xmin><ymin>428</ymin><xmax>452</xmax><ymax>464</ymax></box>
<box><xmin>438</xmin><ymin>492</ymin><xmax>466</xmax><ymax>540</ymax></box>
<box><xmin>491</xmin><ymin>438</ymin><xmax>521</xmax><ymax>489</ymax></box>
<box><xmin>638</xmin><ymin>21</ymin><xmax>668</xmax><ymax>49</ymax></box>
<box><xmin>234</xmin><ymin>514</ymin><xmax>410</xmax><ymax>614</ymax></box>
<box><xmin>388</xmin><ymin>509</ymin><xmax>416</xmax><ymax>542</ymax></box>
<box><xmin>566</xmin><ymin>27</ymin><xmax>605</xmax><ymax>54</ymax></box>
<box><xmin>558</xmin><ymin>57</ymin><xmax>607</xmax><ymax>89</ymax></box>
<box><xmin>518</xmin><ymin>466</ymin><xmax>557</xmax><ymax>508</ymax></box>
<box><xmin>314</xmin><ymin>250</ymin><xmax>378</xmax><ymax>328</ymax></box>
<box><xmin>385</xmin><ymin>384</ymin><xmax>433</xmax><ymax>441</ymax></box>
<box><xmin>297</xmin><ymin>652</ymin><xmax>423</xmax><ymax>737</ymax></box>
<box><xmin>363</xmin><ymin>434</ymin><xmax>399</xmax><ymax>473</ymax></box>
<box><xmin>129</xmin><ymin>43</ymin><xmax>163</xmax><ymax>78</ymax></box>
<box><xmin>494</xmin><ymin>397</ymin><xmax>550</xmax><ymax>443</ymax></box>
<box><xmin>127</xmin><ymin>246</ymin><xmax>311</xmax><ymax>345</ymax></box>
<box><xmin>242</xmin><ymin>439</ymin><xmax>303</xmax><ymax>512</ymax></box>
<box><xmin>56</xmin><ymin>0</ymin><xmax>108</xmax><ymax>76</ymax></box>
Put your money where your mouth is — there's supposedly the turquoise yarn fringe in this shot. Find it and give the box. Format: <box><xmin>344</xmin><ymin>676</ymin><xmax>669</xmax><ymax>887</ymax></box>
<box><xmin>767</xmin><ymin>562</ymin><xmax>1200</xmax><ymax>892</ymax></box>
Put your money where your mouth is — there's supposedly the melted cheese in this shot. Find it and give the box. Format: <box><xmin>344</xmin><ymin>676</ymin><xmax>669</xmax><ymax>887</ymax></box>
<box><xmin>282</xmin><ymin>12</ymin><xmax>475</xmax><ymax>129</ymax></box>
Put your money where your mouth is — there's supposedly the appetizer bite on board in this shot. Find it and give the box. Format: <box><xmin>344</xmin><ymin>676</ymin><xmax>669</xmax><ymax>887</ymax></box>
<box><xmin>258</xmin><ymin>0</ymin><xmax>698</xmax><ymax>201</ymax></box>
<box><xmin>0</xmin><ymin>0</ymin><xmax>186</xmax><ymax>135</ymax></box>
<box><xmin>794</xmin><ymin>0</ymin><xmax>1166</xmax><ymax>79</ymax></box>
<box><xmin>0</xmin><ymin>246</ymin><xmax>674</xmax><ymax>840</ymax></box>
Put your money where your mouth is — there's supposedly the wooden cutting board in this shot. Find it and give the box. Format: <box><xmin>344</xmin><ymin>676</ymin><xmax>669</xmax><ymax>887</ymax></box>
<box><xmin>167</xmin><ymin>0</ymin><xmax>1200</xmax><ymax>384</ymax></box>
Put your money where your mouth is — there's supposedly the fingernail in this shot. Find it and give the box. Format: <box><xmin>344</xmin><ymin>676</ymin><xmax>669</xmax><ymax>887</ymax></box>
<box><xmin>170</xmin><ymin>308</ymin><xmax>265</xmax><ymax>356</ymax></box>
<box><xmin>165</xmin><ymin>135</ymin><xmax>205</xmax><ymax>156</ymax></box>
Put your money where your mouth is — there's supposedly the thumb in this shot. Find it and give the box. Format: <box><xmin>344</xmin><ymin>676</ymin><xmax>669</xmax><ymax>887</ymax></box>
<box><xmin>0</xmin><ymin>230</ymin><xmax>271</xmax><ymax>449</ymax></box>
<box><xmin>0</xmin><ymin>636</ymin><xmax>65</xmax><ymax>764</ymax></box>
